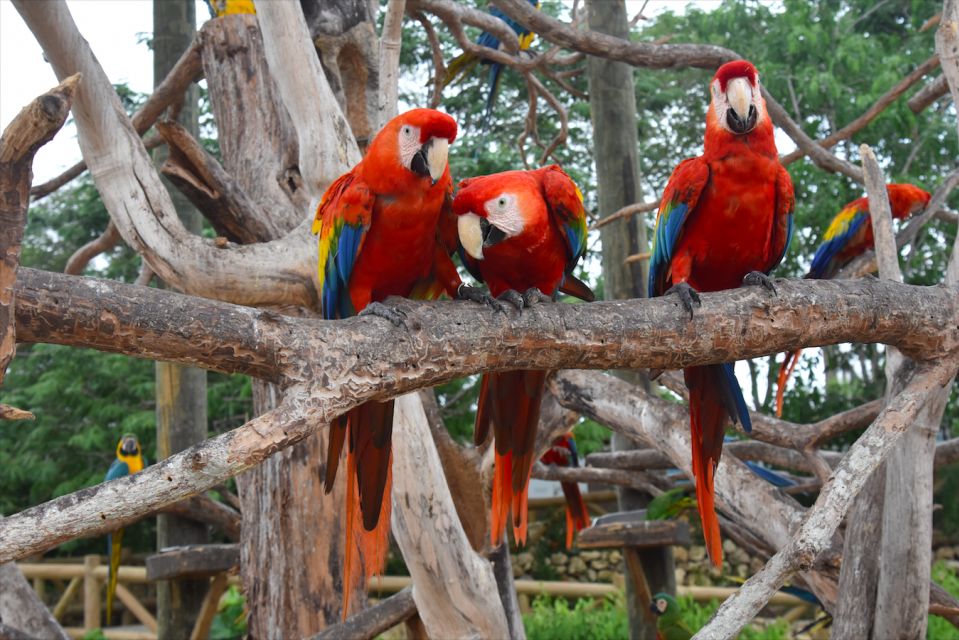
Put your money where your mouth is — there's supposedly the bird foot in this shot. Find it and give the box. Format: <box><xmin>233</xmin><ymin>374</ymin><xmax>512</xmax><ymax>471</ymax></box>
<box><xmin>456</xmin><ymin>284</ymin><xmax>509</xmax><ymax>313</ymax></box>
<box><xmin>743</xmin><ymin>271</ymin><xmax>777</xmax><ymax>294</ymax></box>
<box><xmin>664</xmin><ymin>282</ymin><xmax>701</xmax><ymax>320</ymax></box>
<box><xmin>497</xmin><ymin>287</ymin><xmax>553</xmax><ymax>311</ymax></box>
<box><xmin>497</xmin><ymin>289</ymin><xmax>526</xmax><ymax>311</ymax></box>
<box><xmin>358</xmin><ymin>301</ymin><xmax>407</xmax><ymax>327</ymax></box>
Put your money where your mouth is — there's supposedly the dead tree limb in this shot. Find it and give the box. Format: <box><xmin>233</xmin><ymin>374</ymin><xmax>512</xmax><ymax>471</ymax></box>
<box><xmin>0</xmin><ymin>73</ymin><xmax>79</xmax><ymax>387</ymax></box>
<box><xmin>310</xmin><ymin>587</ymin><xmax>416</xmax><ymax>640</ymax></box>
<box><xmin>15</xmin><ymin>0</ymin><xmax>318</xmax><ymax>308</ymax></box>
<box><xmin>156</xmin><ymin>121</ymin><xmax>274</xmax><ymax>244</ymax></box>
<box><xmin>29</xmin><ymin>35</ymin><xmax>202</xmax><ymax>202</ymax></box>
<box><xmin>909</xmin><ymin>74</ymin><xmax>950</xmax><ymax>112</ymax></box>
<box><xmin>63</xmin><ymin>221</ymin><xmax>120</xmax><ymax>275</ymax></box>
<box><xmin>695</xmin><ymin>360</ymin><xmax>959</xmax><ymax>639</ymax></box>
<box><xmin>532</xmin><ymin>461</ymin><xmax>664</xmax><ymax>495</ymax></box>
<box><xmin>937</xmin><ymin>0</ymin><xmax>959</xmax><ymax>142</ymax></box>
<box><xmin>0</xmin><ymin>561</ymin><xmax>68</xmax><ymax>640</ymax></box>
<box><xmin>377</xmin><ymin>0</ymin><xmax>406</xmax><ymax>130</ymax></box>
<box><xmin>390</xmin><ymin>394</ymin><xmax>510</xmax><ymax>638</ymax></box>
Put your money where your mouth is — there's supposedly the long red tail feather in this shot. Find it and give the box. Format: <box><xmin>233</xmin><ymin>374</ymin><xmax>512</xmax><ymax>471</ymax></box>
<box><xmin>775</xmin><ymin>349</ymin><xmax>803</xmax><ymax>418</ymax></box>
<box><xmin>324</xmin><ymin>415</ymin><xmax>348</xmax><ymax>492</ymax></box>
<box><xmin>685</xmin><ymin>366</ymin><xmax>728</xmax><ymax>567</ymax></box>
<box><xmin>340</xmin><ymin>402</ymin><xmax>394</xmax><ymax>619</ymax></box>
<box><xmin>559</xmin><ymin>481</ymin><xmax>590</xmax><ymax>549</ymax></box>
<box><xmin>483</xmin><ymin>370</ymin><xmax>547</xmax><ymax>546</ymax></box>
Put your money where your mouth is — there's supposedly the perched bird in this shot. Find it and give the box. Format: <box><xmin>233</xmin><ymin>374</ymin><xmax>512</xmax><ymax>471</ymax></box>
<box><xmin>444</xmin><ymin>0</ymin><xmax>540</xmax><ymax>133</ymax></box>
<box><xmin>204</xmin><ymin>0</ymin><xmax>255</xmax><ymax>17</ymax></box>
<box><xmin>313</xmin><ymin>108</ymin><xmax>461</xmax><ymax>615</ymax></box>
<box><xmin>104</xmin><ymin>434</ymin><xmax>146</xmax><ymax>626</ymax></box>
<box><xmin>454</xmin><ymin>164</ymin><xmax>594</xmax><ymax>545</ymax></box>
<box><xmin>648</xmin><ymin>60</ymin><xmax>794</xmax><ymax>566</ymax></box>
<box><xmin>645</xmin><ymin>487</ymin><xmax>696</xmax><ymax>522</ymax></box>
<box><xmin>650</xmin><ymin>592</ymin><xmax>693</xmax><ymax>640</ymax></box>
<box><xmin>539</xmin><ymin>433</ymin><xmax>591</xmax><ymax>549</ymax></box>
<box><xmin>774</xmin><ymin>183</ymin><xmax>930</xmax><ymax>416</ymax></box>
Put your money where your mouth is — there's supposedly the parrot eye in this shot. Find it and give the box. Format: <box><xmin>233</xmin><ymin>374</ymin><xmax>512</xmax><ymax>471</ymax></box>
<box><xmin>497</xmin><ymin>197</ymin><xmax>507</xmax><ymax>208</ymax></box>
<box><xmin>402</xmin><ymin>125</ymin><xmax>415</xmax><ymax>138</ymax></box>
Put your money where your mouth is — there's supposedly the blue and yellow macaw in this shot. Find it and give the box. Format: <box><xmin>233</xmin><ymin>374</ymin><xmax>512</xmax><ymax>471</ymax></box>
<box><xmin>104</xmin><ymin>434</ymin><xmax>146</xmax><ymax>626</ymax></box>
<box><xmin>204</xmin><ymin>0</ymin><xmax>255</xmax><ymax>18</ymax></box>
<box><xmin>444</xmin><ymin>0</ymin><xmax>540</xmax><ymax>131</ymax></box>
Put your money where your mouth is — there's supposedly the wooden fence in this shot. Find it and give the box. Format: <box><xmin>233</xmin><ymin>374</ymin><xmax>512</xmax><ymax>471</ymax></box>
<box><xmin>18</xmin><ymin>558</ymin><xmax>811</xmax><ymax>640</ymax></box>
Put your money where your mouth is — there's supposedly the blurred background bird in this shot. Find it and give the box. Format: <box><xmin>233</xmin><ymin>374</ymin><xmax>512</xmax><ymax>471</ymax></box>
<box><xmin>444</xmin><ymin>0</ymin><xmax>540</xmax><ymax>136</ymax></box>
<box><xmin>540</xmin><ymin>432</ymin><xmax>591</xmax><ymax>548</ymax></box>
<box><xmin>650</xmin><ymin>592</ymin><xmax>693</xmax><ymax>640</ymax></box>
<box><xmin>204</xmin><ymin>0</ymin><xmax>255</xmax><ymax>18</ymax></box>
<box><xmin>104</xmin><ymin>434</ymin><xmax>146</xmax><ymax>626</ymax></box>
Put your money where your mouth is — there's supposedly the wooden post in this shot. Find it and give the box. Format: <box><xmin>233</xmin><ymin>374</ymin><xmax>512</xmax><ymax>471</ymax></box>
<box><xmin>153</xmin><ymin>2</ymin><xmax>209</xmax><ymax>638</ymax></box>
<box><xmin>53</xmin><ymin>576</ymin><xmax>81</xmax><ymax>620</ymax></box>
<box><xmin>584</xmin><ymin>2</ymin><xmax>668</xmax><ymax>638</ymax></box>
<box><xmin>189</xmin><ymin>573</ymin><xmax>229</xmax><ymax>640</ymax></box>
<box><xmin>83</xmin><ymin>555</ymin><xmax>100</xmax><ymax>631</ymax></box>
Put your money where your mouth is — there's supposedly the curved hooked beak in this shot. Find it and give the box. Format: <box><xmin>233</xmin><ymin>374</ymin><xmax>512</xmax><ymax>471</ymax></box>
<box><xmin>457</xmin><ymin>213</ymin><xmax>508</xmax><ymax>260</ymax></box>
<box><xmin>120</xmin><ymin>437</ymin><xmax>138</xmax><ymax>456</ymax></box>
<box><xmin>725</xmin><ymin>77</ymin><xmax>757</xmax><ymax>134</ymax></box>
<box><xmin>409</xmin><ymin>137</ymin><xmax>450</xmax><ymax>185</ymax></box>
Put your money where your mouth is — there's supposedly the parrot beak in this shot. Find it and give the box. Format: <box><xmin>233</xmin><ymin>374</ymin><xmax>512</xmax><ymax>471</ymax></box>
<box><xmin>120</xmin><ymin>436</ymin><xmax>138</xmax><ymax>456</ymax></box>
<box><xmin>410</xmin><ymin>137</ymin><xmax>450</xmax><ymax>185</ymax></box>
<box><xmin>458</xmin><ymin>212</ymin><xmax>508</xmax><ymax>260</ymax></box>
<box><xmin>458</xmin><ymin>213</ymin><xmax>485</xmax><ymax>260</ymax></box>
<box><xmin>725</xmin><ymin>77</ymin><xmax>757</xmax><ymax>134</ymax></box>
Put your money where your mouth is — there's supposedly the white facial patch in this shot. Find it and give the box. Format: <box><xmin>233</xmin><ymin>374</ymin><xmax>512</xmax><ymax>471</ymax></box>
<box><xmin>484</xmin><ymin>193</ymin><xmax>524</xmax><ymax>238</ymax></box>
<box><xmin>712</xmin><ymin>74</ymin><xmax>765</xmax><ymax>133</ymax></box>
<box><xmin>397</xmin><ymin>124</ymin><xmax>422</xmax><ymax>169</ymax></box>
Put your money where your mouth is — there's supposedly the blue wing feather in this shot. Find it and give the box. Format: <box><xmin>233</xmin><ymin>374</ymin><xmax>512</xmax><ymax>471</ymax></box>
<box><xmin>719</xmin><ymin>363</ymin><xmax>752</xmax><ymax>433</ymax></box>
<box><xmin>808</xmin><ymin>212</ymin><xmax>867</xmax><ymax>279</ymax></box>
<box><xmin>105</xmin><ymin>459</ymin><xmax>130</xmax><ymax>482</ymax></box>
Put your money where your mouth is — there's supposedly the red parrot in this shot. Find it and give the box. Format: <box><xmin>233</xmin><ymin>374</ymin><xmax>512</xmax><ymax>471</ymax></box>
<box><xmin>648</xmin><ymin>60</ymin><xmax>794</xmax><ymax>566</ymax></box>
<box><xmin>312</xmin><ymin>108</ymin><xmax>461</xmax><ymax>615</ymax></box>
<box><xmin>774</xmin><ymin>183</ymin><xmax>930</xmax><ymax>416</ymax></box>
<box><xmin>540</xmin><ymin>433</ymin><xmax>591</xmax><ymax>549</ymax></box>
<box><xmin>453</xmin><ymin>164</ymin><xmax>594</xmax><ymax>546</ymax></box>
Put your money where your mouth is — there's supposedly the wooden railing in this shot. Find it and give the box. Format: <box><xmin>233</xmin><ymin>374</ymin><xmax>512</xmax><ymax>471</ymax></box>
<box><xmin>20</xmin><ymin>558</ymin><xmax>811</xmax><ymax>639</ymax></box>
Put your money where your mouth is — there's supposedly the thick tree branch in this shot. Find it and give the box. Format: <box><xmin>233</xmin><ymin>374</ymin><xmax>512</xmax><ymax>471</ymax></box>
<box><xmin>3</xmin><ymin>270</ymin><xmax>958</xmax><ymax>563</ymax></box>
<box><xmin>937</xmin><ymin>0</ymin><xmax>959</xmax><ymax>141</ymax></box>
<box><xmin>310</xmin><ymin>587</ymin><xmax>416</xmax><ymax>640</ymax></box>
<box><xmin>909</xmin><ymin>74</ymin><xmax>950</xmax><ymax>113</ymax></box>
<box><xmin>14</xmin><ymin>0</ymin><xmax>318</xmax><ymax>308</ymax></box>
<box><xmin>533</xmin><ymin>461</ymin><xmax>664</xmax><ymax>494</ymax></box>
<box><xmin>377</xmin><ymin>0</ymin><xmax>407</xmax><ymax>130</ymax></box>
<box><xmin>0</xmin><ymin>74</ymin><xmax>79</xmax><ymax>386</ymax></box>
<box><xmin>0</xmin><ymin>562</ymin><xmax>68</xmax><ymax>640</ymax></box>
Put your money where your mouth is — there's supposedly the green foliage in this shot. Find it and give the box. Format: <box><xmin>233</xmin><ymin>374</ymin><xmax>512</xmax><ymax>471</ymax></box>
<box><xmin>523</xmin><ymin>593</ymin><xmax>629</xmax><ymax>640</ymax></box>
<box><xmin>209</xmin><ymin>585</ymin><xmax>248</xmax><ymax>640</ymax></box>
<box><xmin>674</xmin><ymin>596</ymin><xmax>789</xmax><ymax>639</ymax></box>
<box><xmin>80</xmin><ymin>630</ymin><xmax>107</xmax><ymax>640</ymax></box>
<box><xmin>929</xmin><ymin>561</ymin><xmax>959</xmax><ymax>639</ymax></box>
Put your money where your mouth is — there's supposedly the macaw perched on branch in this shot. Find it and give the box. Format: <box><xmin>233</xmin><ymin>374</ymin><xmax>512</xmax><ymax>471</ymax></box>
<box><xmin>313</xmin><ymin>108</ymin><xmax>461</xmax><ymax>615</ymax></box>
<box><xmin>648</xmin><ymin>60</ymin><xmax>794</xmax><ymax>567</ymax></box>
<box><xmin>774</xmin><ymin>183</ymin><xmax>930</xmax><ymax>416</ymax></box>
<box><xmin>540</xmin><ymin>433</ymin><xmax>591</xmax><ymax>549</ymax></box>
<box><xmin>454</xmin><ymin>164</ymin><xmax>594</xmax><ymax>546</ymax></box>
<box><xmin>104</xmin><ymin>434</ymin><xmax>146</xmax><ymax>626</ymax></box>
<box><xmin>444</xmin><ymin>0</ymin><xmax>540</xmax><ymax>133</ymax></box>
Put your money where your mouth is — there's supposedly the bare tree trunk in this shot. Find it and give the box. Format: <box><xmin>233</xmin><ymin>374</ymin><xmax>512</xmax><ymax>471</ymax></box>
<box><xmin>152</xmin><ymin>2</ymin><xmax>209</xmax><ymax>636</ymax></box>
<box><xmin>585</xmin><ymin>3</ymin><xmax>667</xmax><ymax>638</ymax></box>
<box><xmin>0</xmin><ymin>562</ymin><xmax>68</xmax><ymax>640</ymax></box>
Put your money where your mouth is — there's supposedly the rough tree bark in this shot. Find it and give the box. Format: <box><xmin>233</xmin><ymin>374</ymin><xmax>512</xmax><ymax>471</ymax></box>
<box><xmin>585</xmin><ymin>2</ymin><xmax>667</xmax><ymax>638</ymax></box>
<box><xmin>0</xmin><ymin>562</ymin><xmax>68</xmax><ymax>640</ymax></box>
<box><xmin>152</xmin><ymin>2</ymin><xmax>209</xmax><ymax>635</ymax></box>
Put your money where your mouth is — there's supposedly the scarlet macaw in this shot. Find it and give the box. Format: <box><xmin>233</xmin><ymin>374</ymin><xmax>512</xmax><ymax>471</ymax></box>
<box><xmin>104</xmin><ymin>434</ymin><xmax>146</xmax><ymax>626</ymax></box>
<box><xmin>313</xmin><ymin>108</ymin><xmax>461</xmax><ymax>615</ymax></box>
<box><xmin>648</xmin><ymin>60</ymin><xmax>794</xmax><ymax>566</ymax></box>
<box><xmin>540</xmin><ymin>433</ymin><xmax>591</xmax><ymax>549</ymax></box>
<box><xmin>444</xmin><ymin>0</ymin><xmax>540</xmax><ymax>133</ymax></box>
<box><xmin>774</xmin><ymin>183</ymin><xmax>930</xmax><ymax>416</ymax></box>
<box><xmin>454</xmin><ymin>164</ymin><xmax>594</xmax><ymax>546</ymax></box>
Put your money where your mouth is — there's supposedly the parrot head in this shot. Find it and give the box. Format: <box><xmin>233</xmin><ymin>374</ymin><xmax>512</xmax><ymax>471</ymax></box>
<box><xmin>886</xmin><ymin>183</ymin><xmax>931</xmax><ymax>220</ymax></box>
<box><xmin>453</xmin><ymin>170</ymin><xmax>547</xmax><ymax>260</ymax></box>
<box><xmin>117</xmin><ymin>434</ymin><xmax>141</xmax><ymax>459</ymax></box>
<box><xmin>709</xmin><ymin>60</ymin><xmax>764</xmax><ymax>135</ymax></box>
<box><xmin>650</xmin><ymin>592</ymin><xmax>681</xmax><ymax>622</ymax></box>
<box><xmin>367</xmin><ymin>108</ymin><xmax>457</xmax><ymax>186</ymax></box>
